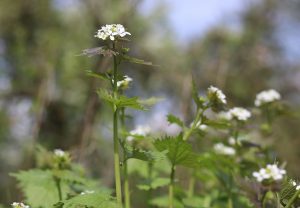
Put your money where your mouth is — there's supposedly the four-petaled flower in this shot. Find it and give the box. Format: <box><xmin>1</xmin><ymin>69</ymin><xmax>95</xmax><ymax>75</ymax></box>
<box><xmin>252</xmin><ymin>164</ymin><xmax>286</xmax><ymax>182</ymax></box>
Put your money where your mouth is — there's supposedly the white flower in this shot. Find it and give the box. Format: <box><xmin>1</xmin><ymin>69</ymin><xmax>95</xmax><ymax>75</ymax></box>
<box><xmin>80</xmin><ymin>190</ymin><xmax>95</xmax><ymax>195</ymax></box>
<box><xmin>117</xmin><ymin>75</ymin><xmax>133</xmax><ymax>89</ymax></box>
<box><xmin>214</xmin><ymin>143</ymin><xmax>236</xmax><ymax>156</ymax></box>
<box><xmin>11</xmin><ymin>202</ymin><xmax>30</xmax><ymax>208</ymax></box>
<box><xmin>207</xmin><ymin>86</ymin><xmax>227</xmax><ymax>104</ymax></box>
<box><xmin>252</xmin><ymin>164</ymin><xmax>286</xmax><ymax>182</ymax></box>
<box><xmin>291</xmin><ymin>180</ymin><xmax>300</xmax><ymax>191</ymax></box>
<box><xmin>255</xmin><ymin>89</ymin><xmax>281</xmax><ymax>106</ymax></box>
<box><xmin>126</xmin><ymin>125</ymin><xmax>151</xmax><ymax>141</ymax></box>
<box><xmin>226</xmin><ymin>107</ymin><xmax>251</xmax><ymax>121</ymax></box>
<box><xmin>95</xmin><ymin>24</ymin><xmax>131</xmax><ymax>41</ymax></box>
<box><xmin>54</xmin><ymin>149</ymin><xmax>65</xmax><ymax>157</ymax></box>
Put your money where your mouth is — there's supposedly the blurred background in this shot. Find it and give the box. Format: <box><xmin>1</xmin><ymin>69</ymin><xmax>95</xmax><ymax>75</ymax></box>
<box><xmin>0</xmin><ymin>0</ymin><xmax>300</xmax><ymax>205</ymax></box>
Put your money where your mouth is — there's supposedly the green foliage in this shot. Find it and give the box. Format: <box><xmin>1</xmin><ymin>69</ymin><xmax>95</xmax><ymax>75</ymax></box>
<box><xmin>56</xmin><ymin>192</ymin><xmax>117</xmax><ymax>208</ymax></box>
<box><xmin>167</xmin><ymin>114</ymin><xmax>184</xmax><ymax>128</ymax></box>
<box><xmin>154</xmin><ymin>135</ymin><xmax>199</xmax><ymax>168</ymax></box>
<box><xmin>11</xmin><ymin>169</ymin><xmax>68</xmax><ymax>208</ymax></box>
<box><xmin>121</xmin><ymin>54</ymin><xmax>154</xmax><ymax>66</ymax></box>
<box><xmin>150</xmin><ymin>196</ymin><xmax>183</xmax><ymax>208</ymax></box>
<box><xmin>97</xmin><ymin>89</ymin><xmax>145</xmax><ymax>110</ymax></box>
<box><xmin>280</xmin><ymin>180</ymin><xmax>300</xmax><ymax>206</ymax></box>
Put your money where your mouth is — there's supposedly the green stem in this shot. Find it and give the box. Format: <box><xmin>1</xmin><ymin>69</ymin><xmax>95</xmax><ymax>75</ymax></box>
<box><xmin>169</xmin><ymin>165</ymin><xmax>175</xmax><ymax>208</ymax></box>
<box><xmin>227</xmin><ymin>196</ymin><xmax>233</xmax><ymax>208</ymax></box>
<box><xmin>261</xmin><ymin>191</ymin><xmax>267</xmax><ymax>208</ymax></box>
<box><xmin>188</xmin><ymin>170</ymin><xmax>195</xmax><ymax>198</ymax></box>
<box><xmin>183</xmin><ymin>108</ymin><xmax>203</xmax><ymax>141</ymax></box>
<box><xmin>148</xmin><ymin>162</ymin><xmax>153</xmax><ymax>207</ymax></box>
<box><xmin>124</xmin><ymin>161</ymin><xmax>130</xmax><ymax>208</ymax></box>
<box><xmin>285</xmin><ymin>189</ymin><xmax>300</xmax><ymax>208</ymax></box>
<box><xmin>54</xmin><ymin>177</ymin><xmax>62</xmax><ymax>201</ymax></box>
<box><xmin>121</xmin><ymin>107</ymin><xmax>131</xmax><ymax>208</ymax></box>
<box><xmin>113</xmin><ymin>42</ymin><xmax>123</xmax><ymax>208</ymax></box>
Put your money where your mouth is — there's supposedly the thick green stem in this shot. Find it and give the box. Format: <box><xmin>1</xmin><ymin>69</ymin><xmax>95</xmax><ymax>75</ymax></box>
<box><xmin>285</xmin><ymin>189</ymin><xmax>300</xmax><ymax>208</ymax></box>
<box><xmin>169</xmin><ymin>165</ymin><xmax>175</xmax><ymax>208</ymax></box>
<box><xmin>54</xmin><ymin>177</ymin><xmax>62</xmax><ymax>201</ymax></box>
<box><xmin>113</xmin><ymin>42</ymin><xmax>123</xmax><ymax>208</ymax></box>
<box><xmin>124</xmin><ymin>161</ymin><xmax>130</xmax><ymax>208</ymax></box>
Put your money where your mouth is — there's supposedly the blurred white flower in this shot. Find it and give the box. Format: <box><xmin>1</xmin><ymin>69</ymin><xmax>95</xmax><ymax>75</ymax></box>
<box><xmin>117</xmin><ymin>75</ymin><xmax>133</xmax><ymax>89</ymax></box>
<box><xmin>228</xmin><ymin>137</ymin><xmax>236</xmax><ymax>145</ymax></box>
<box><xmin>80</xmin><ymin>190</ymin><xmax>95</xmax><ymax>195</ymax></box>
<box><xmin>291</xmin><ymin>180</ymin><xmax>300</xmax><ymax>190</ymax></box>
<box><xmin>226</xmin><ymin>107</ymin><xmax>251</xmax><ymax>121</ymax></box>
<box><xmin>255</xmin><ymin>89</ymin><xmax>281</xmax><ymax>106</ymax></box>
<box><xmin>95</xmin><ymin>24</ymin><xmax>131</xmax><ymax>41</ymax></box>
<box><xmin>54</xmin><ymin>149</ymin><xmax>66</xmax><ymax>157</ymax></box>
<box><xmin>252</xmin><ymin>164</ymin><xmax>286</xmax><ymax>182</ymax></box>
<box><xmin>126</xmin><ymin>125</ymin><xmax>151</xmax><ymax>141</ymax></box>
<box><xmin>207</xmin><ymin>86</ymin><xmax>227</xmax><ymax>104</ymax></box>
<box><xmin>11</xmin><ymin>202</ymin><xmax>30</xmax><ymax>208</ymax></box>
<box><xmin>213</xmin><ymin>143</ymin><xmax>236</xmax><ymax>156</ymax></box>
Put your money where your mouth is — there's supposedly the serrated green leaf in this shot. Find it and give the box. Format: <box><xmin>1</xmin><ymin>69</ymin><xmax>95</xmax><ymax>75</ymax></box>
<box><xmin>117</xmin><ymin>95</ymin><xmax>145</xmax><ymax>110</ymax></box>
<box><xmin>97</xmin><ymin>89</ymin><xmax>115</xmax><ymax>104</ymax></box>
<box><xmin>124</xmin><ymin>144</ymin><xmax>167</xmax><ymax>162</ymax></box>
<box><xmin>154</xmin><ymin>135</ymin><xmax>199</xmax><ymax>168</ymax></box>
<box><xmin>139</xmin><ymin>97</ymin><xmax>164</xmax><ymax>106</ymax></box>
<box><xmin>60</xmin><ymin>192</ymin><xmax>117</xmax><ymax>208</ymax></box>
<box><xmin>85</xmin><ymin>70</ymin><xmax>111</xmax><ymax>81</ymax></box>
<box><xmin>203</xmin><ymin>120</ymin><xmax>230</xmax><ymax>129</ymax></box>
<box><xmin>11</xmin><ymin>169</ymin><xmax>69</xmax><ymax>208</ymax></box>
<box><xmin>97</xmin><ymin>89</ymin><xmax>145</xmax><ymax>110</ymax></box>
<box><xmin>280</xmin><ymin>180</ymin><xmax>300</xmax><ymax>206</ymax></box>
<box><xmin>167</xmin><ymin>114</ymin><xmax>184</xmax><ymax>127</ymax></box>
<box><xmin>122</xmin><ymin>54</ymin><xmax>154</xmax><ymax>66</ymax></box>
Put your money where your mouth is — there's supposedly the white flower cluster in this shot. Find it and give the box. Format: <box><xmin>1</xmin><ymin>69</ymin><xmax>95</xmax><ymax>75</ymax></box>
<box><xmin>252</xmin><ymin>164</ymin><xmax>286</xmax><ymax>182</ymax></box>
<box><xmin>95</xmin><ymin>24</ymin><xmax>131</xmax><ymax>41</ymax></box>
<box><xmin>11</xmin><ymin>202</ymin><xmax>30</xmax><ymax>208</ymax></box>
<box><xmin>292</xmin><ymin>181</ymin><xmax>300</xmax><ymax>191</ymax></box>
<box><xmin>80</xmin><ymin>190</ymin><xmax>95</xmax><ymax>195</ymax></box>
<box><xmin>117</xmin><ymin>75</ymin><xmax>133</xmax><ymax>89</ymax></box>
<box><xmin>126</xmin><ymin>125</ymin><xmax>151</xmax><ymax>142</ymax></box>
<box><xmin>221</xmin><ymin>107</ymin><xmax>251</xmax><ymax>121</ymax></box>
<box><xmin>214</xmin><ymin>143</ymin><xmax>236</xmax><ymax>156</ymax></box>
<box><xmin>207</xmin><ymin>86</ymin><xmax>227</xmax><ymax>104</ymax></box>
<box><xmin>54</xmin><ymin>149</ymin><xmax>66</xmax><ymax>157</ymax></box>
<box><xmin>255</xmin><ymin>89</ymin><xmax>281</xmax><ymax>107</ymax></box>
